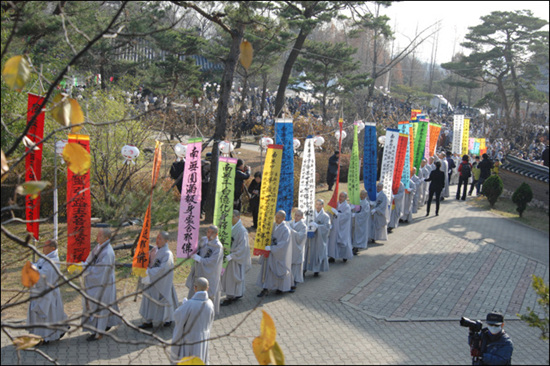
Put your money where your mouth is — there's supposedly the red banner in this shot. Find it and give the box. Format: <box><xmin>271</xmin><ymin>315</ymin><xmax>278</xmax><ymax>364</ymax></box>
<box><xmin>25</xmin><ymin>94</ymin><xmax>46</xmax><ymax>240</ymax></box>
<box><xmin>392</xmin><ymin>134</ymin><xmax>409</xmax><ymax>195</ymax></box>
<box><xmin>67</xmin><ymin>134</ymin><xmax>91</xmax><ymax>263</ymax></box>
<box><xmin>429</xmin><ymin>123</ymin><xmax>442</xmax><ymax>157</ymax></box>
<box><xmin>328</xmin><ymin>119</ymin><xmax>344</xmax><ymax>209</ymax></box>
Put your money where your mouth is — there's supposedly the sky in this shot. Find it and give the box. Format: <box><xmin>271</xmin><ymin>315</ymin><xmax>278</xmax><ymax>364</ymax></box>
<box><xmin>381</xmin><ymin>1</ymin><xmax>550</xmax><ymax>65</ymax></box>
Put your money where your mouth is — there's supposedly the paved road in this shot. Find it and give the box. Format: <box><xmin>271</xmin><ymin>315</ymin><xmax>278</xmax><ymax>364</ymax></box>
<box><xmin>2</xmin><ymin>186</ymin><xmax>548</xmax><ymax>365</ymax></box>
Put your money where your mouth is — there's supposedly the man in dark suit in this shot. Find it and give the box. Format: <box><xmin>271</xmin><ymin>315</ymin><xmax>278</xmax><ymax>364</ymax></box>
<box><xmin>424</xmin><ymin>161</ymin><xmax>445</xmax><ymax>216</ymax></box>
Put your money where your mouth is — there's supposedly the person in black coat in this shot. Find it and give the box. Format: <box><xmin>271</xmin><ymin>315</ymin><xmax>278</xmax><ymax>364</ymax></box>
<box><xmin>247</xmin><ymin>172</ymin><xmax>262</xmax><ymax>229</ymax></box>
<box><xmin>424</xmin><ymin>161</ymin><xmax>446</xmax><ymax>216</ymax></box>
<box><xmin>234</xmin><ymin>159</ymin><xmax>251</xmax><ymax>211</ymax></box>
<box><xmin>477</xmin><ymin>153</ymin><xmax>493</xmax><ymax>194</ymax></box>
<box><xmin>326</xmin><ymin>151</ymin><xmax>339</xmax><ymax>191</ymax></box>
<box><xmin>170</xmin><ymin>159</ymin><xmax>185</xmax><ymax>193</ymax></box>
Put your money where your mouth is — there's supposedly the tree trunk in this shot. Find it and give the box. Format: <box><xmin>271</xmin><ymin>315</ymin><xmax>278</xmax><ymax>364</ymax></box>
<box><xmin>204</xmin><ymin>25</ymin><xmax>245</xmax><ymax>223</ymax></box>
<box><xmin>260</xmin><ymin>72</ymin><xmax>268</xmax><ymax>117</ymax></box>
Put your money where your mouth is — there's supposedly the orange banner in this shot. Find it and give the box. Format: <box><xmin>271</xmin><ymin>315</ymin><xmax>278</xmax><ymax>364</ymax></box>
<box><xmin>132</xmin><ymin>141</ymin><xmax>162</xmax><ymax>276</ymax></box>
<box><xmin>429</xmin><ymin>123</ymin><xmax>441</xmax><ymax>157</ymax></box>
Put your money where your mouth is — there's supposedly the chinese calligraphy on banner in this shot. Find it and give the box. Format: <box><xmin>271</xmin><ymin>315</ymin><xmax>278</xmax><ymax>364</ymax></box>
<box><xmin>25</xmin><ymin>93</ymin><xmax>45</xmax><ymax>240</ymax></box>
<box><xmin>177</xmin><ymin>138</ymin><xmax>202</xmax><ymax>259</ymax></box>
<box><xmin>253</xmin><ymin>144</ymin><xmax>283</xmax><ymax>257</ymax></box>
<box><xmin>413</xmin><ymin>121</ymin><xmax>428</xmax><ymax>170</ymax></box>
<box><xmin>213</xmin><ymin>156</ymin><xmax>236</xmax><ymax>268</ymax></box>
<box><xmin>348</xmin><ymin>124</ymin><xmax>360</xmax><ymax>206</ymax></box>
<box><xmin>275</xmin><ymin>118</ymin><xmax>294</xmax><ymax>220</ymax></box>
<box><xmin>462</xmin><ymin>118</ymin><xmax>470</xmax><ymax>156</ymax></box>
<box><xmin>429</xmin><ymin>123</ymin><xmax>442</xmax><ymax>157</ymax></box>
<box><xmin>409</xmin><ymin>125</ymin><xmax>414</xmax><ymax>175</ymax></box>
<box><xmin>363</xmin><ymin>122</ymin><xmax>378</xmax><ymax>202</ymax></box>
<box><xmin>398</xmin><ymin>121</ymin><xmax>410</xmax><ymax>190</ymax></box>
<box><xmin>298</xmin><ymin>137</ymin><xmax>316</xmax><ymax>225</ymax></box>
<box><xmin>392</xmin><ymin>134</ymin><xmax>409</xmax><ymax>195</ymax></box>
<box><xmin>420</xmin><ymin>117</ymin><xmax>430</xmax><ymax>160</ymax></box>
<box><xmin>452</xmin><ymin>114</ymin><xmax>465</xmax><ymax>155</ymax></box>
<box><xmin>66</xmin><ymin>134</ymin><xmax>91</xmax><ymax>263</ymax></box>
<box><xmin>380</xmin><ymin>128</ymin><xmax>400</xmax><ymax>202</ymax></box>
<box><xmin>132</xmin><ymin>141</ymin><xmax>162</xmax><ymax>276</ymax></box>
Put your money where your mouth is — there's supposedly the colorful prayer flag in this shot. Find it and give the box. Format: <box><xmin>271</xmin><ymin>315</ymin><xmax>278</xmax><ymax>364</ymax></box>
<box><xmin>398</xmin><ymin>121</ymin><xmax>410</xmax><ymax>190</ymax></box>
<box><xmin>452</xmin><ymin>114</ymin><xmax>464</xmax><ymax>155</ymax></box>
<box><xmin>462</xmin><ymin>118</ymin><xmax>470</xmax><ymax>156</ymax></box>
<box><xmin>380</xmin><ymin>128</ymin><xmax>400</xmax><ymax>202</ymax></box>
<box><xmin>213</xmin><ymin>156</ymin><xmax>236</xmax><ymax>268</ymax></box>
<box><xmin>298</xmin><ymin>136</ymin><xmax>316</xmax><ymax>225</ymax></box>
<box><xmin>429</xmin><ymin>123</ymin><xmax>442</xmax><ymax>157</ymax></box>
<box><xmin>363</xmin><ymin>122</ymin><xmax>378</xmax><ymax>202</ymax></box>
<box><xmin>349</xmin><ymin>124</ymin><xmax>360</xmax><ymax>205</ymax></box>
<box><xmin>275</xmin><ymin>118</ymin><xmax>294</xmax><ymax>220</ymax></box>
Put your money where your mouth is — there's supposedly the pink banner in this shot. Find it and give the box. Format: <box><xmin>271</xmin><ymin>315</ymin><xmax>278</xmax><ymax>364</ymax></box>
<box><xmin>176</xmin><ymin>139</ymin><xmax>202</xmax><ymax>259</ymax></box>
<box><xmin>423</xmin><ymin>121</ymin><xmax>431</xmax><ymax>160</ymax></box>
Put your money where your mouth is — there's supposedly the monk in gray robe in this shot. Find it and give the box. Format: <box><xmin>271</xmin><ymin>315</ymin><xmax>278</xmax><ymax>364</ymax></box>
<box><xmin>402</xmin><ymin>178</ymin><xmax>416</xmax><ymax>223</ymax></box>
<box><xmin>220</xmin><ymin>211</ymin><xmax>251</xmax><ymax>306</ymax></box>
<box><xmin>388</xmin><ymin>182</ymin><xmax>405</xmax><ymax>231</ymax></box>
<box><xmin>81</xmin><ymin>227</ymin><xmax>121</xmax><ymax>341</ymax></box>
<box><xmin>287</xmin><ymin>209</ymin><xmax>307</xmax><ymax>289</ymax></box>
<box><xmin>304</xmin><ymin>199</ymin><xmax>331</xmax><ymax>277</ymax></box>
<box><xmin>371</xmin><ymin>183</ymin><xmax>389</xmax><ymax>243</ymax></box>
<box><xmin>411</xmin><ymin>168</ymin><xmax>422</xmax><ymax>214</ymax></box>
<box><xmin>186</xmin><ymin>226</ymin><xmax>223</xmax><ymax>316</ymax></box>
<box><xmin>424</xmin><ymin>158</ymin><xmax>435</xmax><ymax>205</ymax></box>
<box><xmin>257</xmin><ymin>211</ymin><xmax>293</xmax><ymax>297</ymax></box>
<box><xmin>437</xmin><ymin>153</ymin><xmax>450</xmax><ymax>198</ymax></box>
<box><xmin>327</xmin><ymin>192</ymin><xmax>353</xmax><ymax>263</ymax></box>
<box><xmin>139</xmin><ymin>231</ymin><xmax>179</xmax><ymax>329</ymax></box>
<box><xmin>27</xmin><ymin>239</ymin><xmax>68</xmax><ymax>344</ymax></box>
<box><xmin>171</xmin><ymin>277</ymin><xmax>215</xmax><ymax>365</ymax></box>
<box><xmin>352</xmin><ymin>191</ymin><xmax>371</xmax><ymax>255</ymax></box>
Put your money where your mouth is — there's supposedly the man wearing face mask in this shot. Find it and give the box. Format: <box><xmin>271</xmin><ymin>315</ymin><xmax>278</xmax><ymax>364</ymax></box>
<box><xmin>468</xmin><ymin>312</ymin><xmax>513</xmax><ymax>365</ymax></box>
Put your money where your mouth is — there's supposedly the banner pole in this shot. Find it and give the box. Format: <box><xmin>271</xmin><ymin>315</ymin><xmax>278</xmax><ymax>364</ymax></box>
<box><xmin>53</xmin><ymin>134</ymin><xmax>58</xmax><ymax>241</ymax></box>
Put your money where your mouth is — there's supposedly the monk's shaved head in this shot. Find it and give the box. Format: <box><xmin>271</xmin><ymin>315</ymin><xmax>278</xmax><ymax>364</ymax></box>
<box><xmin>194</xmin><ymin>277</ymin><xmax>209</xmax><ymax>291</ymax></box>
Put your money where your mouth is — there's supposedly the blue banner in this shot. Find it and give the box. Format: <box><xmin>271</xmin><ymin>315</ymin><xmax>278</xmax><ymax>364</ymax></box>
<box><xmin>398</xmin><ymin>122</ymin><xmax>410</xmax><ymax>190</ymax></box>
<box><xmin>275</xmin><ymin>119</ymin><xmax>294</xmax><ymax>220</ymax></box>
<box><xmin>363</xmin><ymin>122</ymin><xmax>378</xmax><ymax>202</ymax></box>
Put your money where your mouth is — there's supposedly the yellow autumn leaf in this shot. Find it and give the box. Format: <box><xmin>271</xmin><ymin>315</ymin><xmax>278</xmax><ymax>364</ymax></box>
<box><xmin>260</xmin><ymin>310</ymin><xmax>276</xmax><ymax>351</ymax></box>
<box><xmin>22</xmin><ymin>261</ymin><xmax>40</xmax><ymax>288</ymax></box>
<box><xmin>239</xmin><ymin>40</ymin><xmax>253</xmax><ymax>70</ymax></box>
<box><xmin>62</xmin><ymin>142</ymin><xmax>91</xmax><ymax>175</ymax></box>
<box><xmin>2</xmin><ymin>55</ymin><xmax>31</xmax><ymax>91</ymax></box>
<box><xmin>253</xmin><ymin>337</ymin><xmax>272</xmax><ymax>365</ymax></box>
<box><xmin>67</xmin><ymin>264</ymin><xmax>83</xmax><ymax>275</ymax></box>
<box><xmin>16</xmin><ymin>181</ymin><xmax>50</xmax><ymax>199</ymax></box>
<box><xmin>177</xmin><ymin>356</ymin><xmax>205</xmax><ymax>365</ymax></box>
<box><xmin>51</xmin><ymin>94</ymin><xmax>71</xmax><ymax>127</ymax></box>
<box><xmin>12</xmin><ymin>335</ymin><xmax>43</xmax><ymax>350</ymax></box>
<box><xmin>69</xmin><ymin>98</ymin><xmax>85</xmax><ymax>133</ymax></box>
<box><xmin>269</xmin><ymin>341</ymin><xmax>285</xmax><ymax>365</ymax></box>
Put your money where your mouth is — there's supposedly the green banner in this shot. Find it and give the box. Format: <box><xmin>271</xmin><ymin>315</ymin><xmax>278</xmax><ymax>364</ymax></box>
<box><xmin>213</xmin><ymin>156</ymin><xmax>237</xmax><ymax>268</ymax></box>
<box><xmin>413</xmin><ymin>121</ymin><xmax>428</xmax><ymax>170</ymax></box>
<box><xmin>349</xmin><ymin>124</ymin><xmax>360</xmax><ymax>205</ymax></box>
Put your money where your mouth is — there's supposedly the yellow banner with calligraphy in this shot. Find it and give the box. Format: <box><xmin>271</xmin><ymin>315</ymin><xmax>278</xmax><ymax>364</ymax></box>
<box><xmin>462</xmin><ymin>118</ymin><xmax>470</xmax><ymax>156</ymax></box>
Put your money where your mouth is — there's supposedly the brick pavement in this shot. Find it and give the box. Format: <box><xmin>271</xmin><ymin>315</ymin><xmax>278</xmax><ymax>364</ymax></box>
<box><xmin>2</xmin><ymin>186</ymin><xmax>549</xmax><ymax>364</ymax></box>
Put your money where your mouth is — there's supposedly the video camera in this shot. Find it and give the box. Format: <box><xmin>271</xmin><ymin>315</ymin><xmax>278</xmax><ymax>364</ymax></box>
<box><xmin>460</xmin><ymin>317</ymin><xmax>483</xmax><ymax>332</ymax></box>
<box><xmin>460</xmin><ymin>317</ymin><xmax>487</xmax><ymax>365</ymax></box>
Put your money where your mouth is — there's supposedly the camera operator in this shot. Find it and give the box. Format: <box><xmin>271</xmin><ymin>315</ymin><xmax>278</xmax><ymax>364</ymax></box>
<box><xmin>467</xmin><ymin>312</ymin><xmax>513</xmax><ymax>365</ymax></box>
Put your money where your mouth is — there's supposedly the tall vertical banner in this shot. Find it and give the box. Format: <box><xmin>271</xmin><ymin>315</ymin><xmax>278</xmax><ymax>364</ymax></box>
<box><xmin>132</xmin><ymin>141</ymin><xmax>162</xmax><ymax>276</ymax></box>
<box><xmin>452</xmin><ymin>114</ymin><xmax>465</xmax><ymax>155</ymax></box>
<box><xmin>469</xmin><ymin>138</ymin><xmax>475</xmax><ymax>154</ymax></box>
<box><xmin>348</xmin><ymin>124</ymin><xmax>360</xmax><ymax>206</ymax></box>
<box><xmin>421</xmin><ymin>118</ymin><xmax>430</xmax><ymax>160</ymax></box>
<box><xmin>363</xmin><ymin>122</ymin><xmax>378</xmax><ymax>202</ymax></box>
<box><xmin>213</xmin><ymin>156</ymin><xmax>236</xmax><ymax>268</ymax></box>
<box><xmin>409</xmin><ymin>125</ymin><xmax>415</xmax><ymax>174</ymax></box>
<box><xmin>66</xmin><ymin>134</ymin><xmax>91</xmax><ymax>264</ymax></box>
<box><xmin>462</xmin><ymin>118</ymin><xmax>470</xmax><ymax>156</ymax></box>
<box><xmin>275</xmin><ymin>118</ymin><xmax>294</xmax><ymax>220</ymax></box>
<box><xmin>392</xmin><ymin>134</ymin><xmax>409</xmax><ymax>195</ymax></box>
<box><xmin>254</xmin><ymin>144</ymin><xmax>283</xmax><ymax>257</ymax></box>
<box><xmin>473</xmin><ymin>139</ymin><xmax>481</xmax><ymax>155</ymax></box>
<box><xmin>413</xmin><ymin>121</ymin><xmax>428</xmax><ymax>171</ymax></box>
<box><xmin>398</xmin><ymin>122</ymin><xmax>410</xmax><ymax>189</ymax></box>
<box><xmin>177</xmin><ymin>138</ymin><xmax>203</xmax><ymax>260</ymax></box>
<box><xmin>25</xmin><ymin>93</ymin><xmax>45</xmax><ymax>240</ymax></box>
<box><xmin>480</xmin><ymin>138</ymin><xmax>487</xmax><ymax>155</ymax></box>
<box><xmin>298</xmin><ymin>137</ymin><xmax>316</xmax><ymax>225</ymax></box>
<box><xmin>380</xmin><ymin>129</ymin><xmax>400</xmax><ymax>202</ymax></box>
<box><xmin>429</xmin><ymin>123</ymin><xmax>442</xmax><ymax>157</ymax></box>
<box><xmin>328</xmin><ymin>118</ymin><xmax>344</xmax><ymax>209</ymax></box>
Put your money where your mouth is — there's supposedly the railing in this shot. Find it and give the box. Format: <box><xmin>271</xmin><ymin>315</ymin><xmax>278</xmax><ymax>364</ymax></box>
<box><xmin>502</xmin><ymin>155</ymin><xmax>549</xmax><ymax>183</ymax></box>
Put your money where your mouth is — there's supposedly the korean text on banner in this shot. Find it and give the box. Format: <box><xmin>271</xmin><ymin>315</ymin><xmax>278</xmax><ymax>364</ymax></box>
<box><xmin>429</xmin><ymin>123</ymin><xmax>442</xmax><ymax>157</ymax></box>
<box><xmin>177</xmin><ymin>138</ymin><xmax>202</xmax><ymax>259</ymax></box>
<box><xmin>25</xmin><ymin>93</ymin><xmax>45</xmax><ymax>240</ymax></box>
<box><xmin>298</xmin><ymin>137</ymin><xmax>316</xmax><ymax>225</ymax></box>
<box><xmin>398</xmin><ymin>122</ymin><xmax>410</xmax><ymax>190</ymax></box>
<box><xmin>328</xmin><ymin>118</ymin><xmax>344</xmax><ymax>210</ymax></box>
<box><xmin>462</xmin><ymin>118</ymin><xmax>470</xmax><ymax>156</ymax></box>
<box><xmin>213</xmin><ymin>156</ymin><xmax>237</xmax><ymax>268</ymax></box>
<box><xmin>66</xmin><ymin>134</ymin><xmax>91</xmax><ymax>263</ymax></box>
<box><xmin>363</xmin><ymin>122</ymin><xmax>378</xmax><ymax>202</ymax></box>
<box><xmin>132</xmin><ymin>141</ymin><xmax>162</xmax><ymax>276</ymax></box>
<box><xmin>380</xmin><ymin>129</ymin><xmax>400</xmax><ymax>202</ymax></box>
<box><xmin>452</xmin><ymin>114</ymin><xmax>464</xmax><ymax>155</ymax></box>
<box><xmin>349</xmin><ymin>124</ymin><xmax>360</xmax><ymax>205</ymax></box>
<box><xmin>254</xmin><ymin>145</ymin><xmax>283</xmax><ymax>257</ymax></box>
<box><xmin>275</xmin><ymin>119</ymin><xmax>294</xmax><ymax>220</ymax></box>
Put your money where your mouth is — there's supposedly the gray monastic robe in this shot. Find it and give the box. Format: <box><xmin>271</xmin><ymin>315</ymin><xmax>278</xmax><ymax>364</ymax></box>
<box><xmin>327</xmin><ymin>201</ymin><xmax>353</xmax><ymax>260</ymax></box>
<box><xmin>420</xmin><ymin>165</ymin><xmax>431</xmax><ymax>206</ymax></box>
<box><xmin>81</xmin><ymin>240</ymin><xmax>122</xmax><ymax>333</ymax></box>
<box><xmin>27</xmin><ymin>249</ymin><xmax>68</xmax><ymax>342</ymax></box>
<box><xmin>220</xmin><ymin>220</ymin><xmax>251</xmax><ymax>298</ymax></box>
<box><xmin>402</xmin><ymin>179</ymin><xmax>416</xmax><ymax>222</ymax></box>
<box><xmin>439</xmin><ymin>157</ymin><xmax>450</xmax><ymax>197</ymax></box>
<box><xmin>389</xmin><ymin>182</ymin><xmax>405</xmax><ymax>228</ymax></box>
<box><xmin>171</xmin><ymin>291</ymin><xmax>215</xmax><ymax>365</ymax></box>
<box><xmin>353</xmin><ymin>198</ymin><xmax>372</xmax><ymax>249</ymax></box>
<box><xmin>256</xmin><ymin>222</ymin><xmax>293</xmax><ymax>292</ymax></box>
<box><xmin>139</xmin><ymin>245</ymin><xmax>179</xmax><ymax>324</ymax></box>
<box><xmin>288</xmin><ymin>219</ymin><xmax>307</xmax><ymax>283</ymax></box>
<box><xmin>411</xmin><ymin>174</ymin><xmax>422</xmax><ymax>214</ymax></box>
<box><xmin>305</xmin><ymin>209</ymin><xmax>330</xmax><ymax>273</ymax></box>
<box><xmin>372</xmin><ymin>190</ymin><xmax>389</xmax><ymax>241</ymax></box>
<box><xmin>186</xmin><ymin>237</ymin><xmax>223</xmax><ymax>316</ymax></box>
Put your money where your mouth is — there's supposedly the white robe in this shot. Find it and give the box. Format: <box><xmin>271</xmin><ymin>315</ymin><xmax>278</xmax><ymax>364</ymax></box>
<box><xmin>139</xmin><ymin>245</ymin><xmax>179</xmax><ymax>324</ymax></box>
<box><xmin>81</xmin><ymin>240</ymin><xmax>122</xmax><ymax>333</ymax></box>
<box><xmin>327</xmin><ymin>201</ymin><xmax>353</xmax><ymax>260</ymax></box>
<box><xmin>27</xmin><ymin>250</ymin><xmax>69</xmax><ymax>341</ymax></box>
<box><xmin>256</xmin><ymin>222</ymin><xmax>293</xmax><ymax>292</ymax></box>
<box><xmin>353</xmin><ymin>198</ymin><xmax>371</xmax><ymax>249</ymax></box>
<box><xmin>389</xmin><ymin>183</ymin><xmax>405</xmax><ymax>228</ymax></box>
<box><xmin>288</xmin><ymin>219</ymin><xmax>307</xmax><ymax>283</ymax></box>
<box><xmin>372</xmin><ymin>191</ymin><xmax>389</xmax><ymax>241</ymax></box>
<box><xmin>450</xmin><ymin>156</ymin><xmax>460</xmax><ymax>185</ymax></box>
<box><xmin>420</xmin><ymin>165</ymin><xmax>431</xmax><ymax>206</ymax></box>
<box><xmin>305</xmin><ymin>209</ymin><xmax>330</xmax><ymax>273</ymax></box>
<box><xmin>171</xmin><ymin>291</ymin><xmax>215</xmax><ymax>364</ymax></box>
<box><xmin>186</xmin><ymin>237</ymin><xmax>223</xmax><ymax>316</ymax></box>
<box><xmin>220</xmin><ymin>220</ymin><xmax>251</xmax><ymax>298</ymax></box>
<box><xmin>402</xmin><ymin>179</ymin><xmax>416</xmax><ymax>222</ymax></box>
